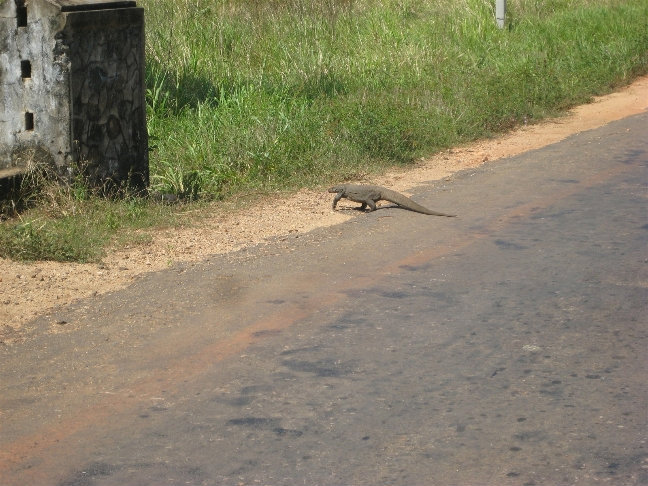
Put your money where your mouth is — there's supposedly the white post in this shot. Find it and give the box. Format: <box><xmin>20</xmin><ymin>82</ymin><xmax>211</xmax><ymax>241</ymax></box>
<box><xmin>496</xmin><ymin>0</ymin><xmax>506</xmax><ymax>28</ymax></box>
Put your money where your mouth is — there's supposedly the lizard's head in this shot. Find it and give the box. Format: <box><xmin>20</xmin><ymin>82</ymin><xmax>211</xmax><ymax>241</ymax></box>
<box><xmin>328</xmin><ymin>185</ymin><xmax>344</xmax><ymax>193</ymax></box>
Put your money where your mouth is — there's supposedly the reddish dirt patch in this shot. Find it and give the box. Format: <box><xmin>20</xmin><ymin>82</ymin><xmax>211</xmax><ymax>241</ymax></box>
<box><xmin>1</xmin><ymin>75</ymin><xmax>647</xmax><ymax>337</ymax></box>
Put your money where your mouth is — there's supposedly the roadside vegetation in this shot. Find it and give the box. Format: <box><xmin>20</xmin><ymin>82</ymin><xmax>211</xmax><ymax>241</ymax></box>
<box><xmin>1</xmin><ymin>0</ymin><xmax>646</xmax><ymax>262</ymax></box>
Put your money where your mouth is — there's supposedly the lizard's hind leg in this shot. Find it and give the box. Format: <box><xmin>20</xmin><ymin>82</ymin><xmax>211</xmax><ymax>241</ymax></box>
<box><xmin>364</xmin><ymin>199</ymin><xmax>377</xmax><ymax>211</ymax></box>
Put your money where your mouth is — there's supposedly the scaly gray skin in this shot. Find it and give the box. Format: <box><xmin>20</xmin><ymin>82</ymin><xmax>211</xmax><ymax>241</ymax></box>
<box><xmin>328</xmin><ymin>184</ymin><xmax>456</xmax><ymax>217</ymax></box>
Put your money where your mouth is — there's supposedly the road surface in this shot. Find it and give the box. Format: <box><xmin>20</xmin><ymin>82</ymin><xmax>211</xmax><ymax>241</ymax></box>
<box><xmin>1</xmin><ymin>113</ymin><xmax>646</xmax><ymax>485</ymax></box>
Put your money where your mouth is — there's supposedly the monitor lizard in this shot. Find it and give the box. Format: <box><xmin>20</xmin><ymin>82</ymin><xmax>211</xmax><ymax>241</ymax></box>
<box><xmin>328</xmin><ymin>184</ymin><xmax>455</xmax><ymax>217</ymax></box>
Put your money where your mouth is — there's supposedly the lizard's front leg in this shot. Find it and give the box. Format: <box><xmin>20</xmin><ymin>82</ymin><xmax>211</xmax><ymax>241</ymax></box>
<box><xmin>332</xmin><ymin>192</ymin><xmax>344</xmax><ymax>209</ymax></box>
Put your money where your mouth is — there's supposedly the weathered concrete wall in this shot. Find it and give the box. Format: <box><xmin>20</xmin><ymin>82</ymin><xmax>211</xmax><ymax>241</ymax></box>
<box><xmin>0</xmin><ymin>0</ymin><xmax>148</xmax><ymax>189</ymax></box>
<box><xmin>64</xmin><ymin>7</ymin><xmax>148</xmax><ymax>187</ymax></box>
<box><xmin>0</xmin><ymin>0</ymin><xmax>71</xmax><ymax>177</ymax></box>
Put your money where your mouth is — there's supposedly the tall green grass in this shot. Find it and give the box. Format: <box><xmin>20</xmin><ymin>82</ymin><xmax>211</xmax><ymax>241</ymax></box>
<box><xmin>1</xmin><ymin>0</ymin><xmax>646</xmax><ymax>262</ymax></box>
<box><xmin>142</xmin><ymin>0</ymin><xmax>648</xmax><ymax>198</ymax></box>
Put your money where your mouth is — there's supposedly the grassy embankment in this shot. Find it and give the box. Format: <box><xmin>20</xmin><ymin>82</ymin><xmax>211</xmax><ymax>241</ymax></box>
<box><xmin>1</xmin><ymin>0</ymin><xmax>646</xmax><ymax>262</ymax></box>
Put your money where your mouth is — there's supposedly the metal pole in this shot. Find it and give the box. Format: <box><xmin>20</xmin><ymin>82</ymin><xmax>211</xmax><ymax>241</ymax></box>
<box><xmin>496</xmin><ymin>0</ymin><xmax>506</xmax><ymax>29</ymax></box>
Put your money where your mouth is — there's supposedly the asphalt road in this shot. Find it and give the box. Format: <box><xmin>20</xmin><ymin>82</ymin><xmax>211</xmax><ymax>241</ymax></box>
<box><xmin>1</xmin><ymin>113</ymin><xmax>646</xmax><ymax>486</ymax></box>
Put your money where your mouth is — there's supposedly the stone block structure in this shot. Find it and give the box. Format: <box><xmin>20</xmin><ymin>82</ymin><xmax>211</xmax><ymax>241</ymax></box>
<box><xmin>0</xmin><ymin>0</ymin><xmax>148</xmax><ymax>189</ymax></box>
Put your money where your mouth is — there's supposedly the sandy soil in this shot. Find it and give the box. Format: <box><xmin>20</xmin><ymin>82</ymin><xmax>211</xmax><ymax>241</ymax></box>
<box><xmin>1</xmin><ymin>75</ymin><xmax>647</xmax><ymax>339</ymax></box>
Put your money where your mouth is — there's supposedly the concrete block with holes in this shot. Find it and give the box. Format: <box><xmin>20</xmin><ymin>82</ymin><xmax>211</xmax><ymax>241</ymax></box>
<box><xmin>0</xmin><ymin>0</ymin><xmax>148</xmax><ymax>189</ymax></box>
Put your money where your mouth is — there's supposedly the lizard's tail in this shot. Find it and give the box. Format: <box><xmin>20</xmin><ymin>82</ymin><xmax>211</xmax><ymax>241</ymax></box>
<box><xmin>382</xmin><ymin>189</ymin><xmax>456</xmax><ymax>217</ymax></box>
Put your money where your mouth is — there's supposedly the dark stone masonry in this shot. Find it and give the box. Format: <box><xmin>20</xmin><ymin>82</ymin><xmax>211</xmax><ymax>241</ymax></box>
<box><xmin>0</xmin><ymin>0</ymin><xmax>148</xmax><ymax>190</ymax></box>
